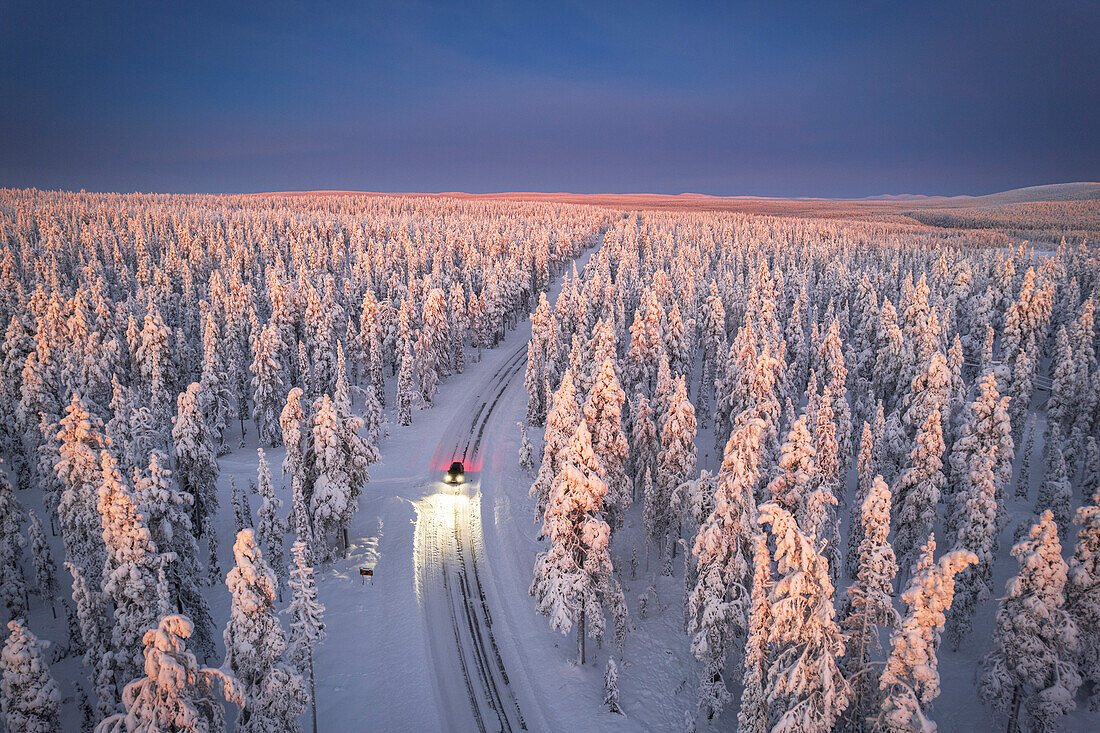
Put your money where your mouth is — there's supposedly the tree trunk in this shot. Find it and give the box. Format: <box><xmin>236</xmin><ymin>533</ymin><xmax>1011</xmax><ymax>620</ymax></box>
<box><xmin>578</xmin><ymin>607</ymin><xmax>586</xmax><ymax>665</ymax></box>
<box><xmin>1006</xmin><ymin>684</ymin><xmax>1022</xmax><ymax>733</ymax></box>
<box><xmin>309</xmin><ymin>649</ymin><xmax>319</xmax><ymax>733</ymax></box>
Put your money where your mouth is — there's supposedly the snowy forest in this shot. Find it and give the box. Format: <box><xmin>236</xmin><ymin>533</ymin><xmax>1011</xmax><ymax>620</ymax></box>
<box><xmin>1</xmin><ymin>186</ymin><xmax>1099</xmax><ymax>733</ymax></box>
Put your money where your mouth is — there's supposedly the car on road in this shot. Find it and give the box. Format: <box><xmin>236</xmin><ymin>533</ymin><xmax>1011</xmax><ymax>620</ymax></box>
<box><xmin>444</xmin><ymin>461</ymin><xmax>465</xmax><ymax>484</ymax></box>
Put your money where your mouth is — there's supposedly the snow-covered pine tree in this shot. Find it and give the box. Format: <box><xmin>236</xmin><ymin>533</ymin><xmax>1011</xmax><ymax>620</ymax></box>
<box><xmin>1067</xmin><ymin>492</ymin><xmax>1100</xmax><ymax>709</ymax></box>
<box><xmin>629</xmin><ymin>394</ymin><xmax>659</xmax><ymax>503</ymax></box>
<box><xmin>737</xmin><ymin>533</ymin><xmax>772</xmax><ymax>733</ymax></box>
<box><xmin>530</xmin><ymin>420</ymin><xmax>624</xmax><ymax>665</ymax></box>
<box><xmin>200</xmin><ymin>312</ymin><xmax>235</xmax><ymax>454</ymax></box>
<box><xmin>1</xmin><ymin>619</ymin><xmax>61</xmax><ymax>733</ymax></box>
<box><xmin>230</xmin><ymin>477</ymin><xmax>249</xmax><ymax>536</ymax></box>
<box><xmin>280</xmin><ymin>387</ymin><xmax>311</xmax><ymax>543</ymax></box>
<box><xmin>250</xmin><ymin>321</ymin><xmax>285</xmax><ymax>447</ymax></box>
<box><xmin>172</xmin><ymin>383</ymin><xmax>219</xmax><ymax>538</ymax></box>
<box><xmin>583</xmin><ymin>356</ymin><xmax>631</xmax><ymax>522</ymax></box>
<box><xmin>309</xmin><ymin>393</ymin><xmax>376</xmax><ymax>561</ymax></box>
<box><xmin>55</xmin><ymin>393</ymin><xmax>109</xmax><ymax>586</ymax></box>
<box><xmin>1047</xmin><ymin>325</ymin><xmax>1077</xmax><ymax>436</ymax></box>
<box><xmin>27</xmin><ymin>510</ymin><xmax>58</xmax><ymax>618</ymax></box>
<box><xmin>841</xmin><ymin>475</ymin><xmax>899</xmax><ymax>731</ymax></box>
<box><xmin>66</xmin><ymin>560</ymin><xmax>115</xmax><ymax>717</ymax></box>
<box><xmin>223</xmin><ymin>529</ymin><xmax>307</xmax><ymax>732</ymax></box>
<box><xmin>757</xmin><ymin>502</ymin><xmax>850</xmax><ymax>731</ymax></box>
<box><xmin>893</xmin><ymin>405</ymin><xmax>947</xmax><ymax>580</ymax></box>
<box><xmin>396</xmin><ymin>339</ymin><xmax>415</xmax><ymax>426</ymax></box>
<box><xmin>1017</xmin><ymin>415</ymin><xmax>1037</xmax><ymax>500</ymax></box>
<box><xmin>286</xmin><ymin>540</ymin><xmax>325</xmax><ymax>733</ymax></box>
<box><xmin>0</xmin><ymin>467</ymin><xmax>27</xmax><ymax>621</ymax></box>
<box><xmin>1039</xmin><ymin>436</ymin><xmax>1073</xmax><ymax>540</ymax></box>
<box><xmin>1009</xmin><ymin>344</ymin><xmax>1037</xmax><ymax>437</ymax></box>
<box><xmin>686</xmin><ymin>414</ymin><xmax>765</xmax><ymax>719</ymax></box>
<box><xmin>97</xmin><ymin>450</ymin><xmax>162</xmax><ymax>687</ymax></box>
<box><xmin>332</xmin><ymin>341</ymin><xmax>351</xmax><ymax>416</ymax></box>
<box><xmin>765</xmin><ymin>413</ymin><xmax>816</xmax><ymax>520</ymax></box>
<box><xmin>96</xmin><ymin>615</ymin><xmax>243</xmax><ymax>733</ymax></box>
<box><xmin>878</xmin><ymin>536</ymin><xmax>976</xmax><ymax>733</ymax></box>
<box><xmin>653</xmin><ymin>376</ymin><xmax>697</xmax><ymax>553</ymax></box>
<box><xmin>947</xmin><ymin>370</ymin><xmax>1013</xmax><ymax>531</ymax></box>
<box><xmin>132</xmin><ymin>450</ymin><xmax>215</xmax><ymax>664</ymax></box>
<box><xmin>256</xmin><ymin>448</ymin><xmax>287</xmax><ymax>599</ymax></box>
<box><xmin>604</xmin><ymin>657</ymin><xmax>623</xmax><ymax>715</ymax></box>
<box><xmin>531</xmin><ymin>369</ymin><xmax>581</xmax><ymax>520</ymax></box>
<box><xmin>846</xmin><ymin>421</ymin><xmax>876</xmax><ymax>577</ymax></box>
<box><xmin>945</xmin><ymin>445</ymin><xmax>1000</xmax><ymax>651</ymax></box>
<box><xmin>518</xmin><ymin>423</ymin><xmax>534</xmax><ymax>475</ymax></box>
<box><xmin>980</xmin><ymin>510</ymin><xmax>1080</xmax><ymax>733</ymax></box>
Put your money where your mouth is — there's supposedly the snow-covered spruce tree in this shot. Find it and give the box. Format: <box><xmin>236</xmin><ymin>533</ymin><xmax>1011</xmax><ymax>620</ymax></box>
<box><xmin>309</xmin><ymin>393</ymin><xmax>375</xmax><ymax>561</ymax></box>
<box><xmin>1009</xmin><ymin>344</ymin><xmax>1037</xmax><ymax>437</ymax></box>
<box><xmin>98</xmin><ymin>449</ymin><xmax>163</xmax><ymax>687</ymax></box>
<box><xmin>686</xmin><ymin>414</ymin><xmax>765</xmax><ymax>719</ymax></box>
<box><xmin>132</xmin><ymin>450</ymin><xmax>215</xmax><ymax>664</ymax></box>
<box><xmin>893</xmin><ymin>405</ymin><xmax>946</xmax><ymax>581</ymax></box>
<box><xmin>172</xmin><ymin>383</ymin><xmax>219</xmax><ymax>538</ymax></box>
<box><xmin>530</xmin><ymin>420</ymin><xmax>625</xmax><ymax>665</ymax></box>
<box><xmin>604</xmin><ymin>657</ymin><xmax>623</xmax><ymax>715</ymax></box>
<box><xmin>947</xmin><ymin>370</ymin><xmax>1013</xmax><ymax>532</ymax></box>
<box><xmin>1039</xmin><ymin>437</ymin><xmax>1073</xmax><ymax>541</ymax></box>
<box><xmin>230</xmin><ymin>477</ymin><xmax>248</xmax><ymax>536</ymax></box>
<box><xmin>1067</xmin><ymin>492</ymin><xmax>1100</xmax><ymax>709</ymax></box>
<box><xmin>413</xmin><ymin>328</ymin><xmax>438</xmax><ymax>407</ymax></box>
<box><xmin>1</xmin><ymin>619</ymin><xmax>61</xmax><ymax>733</ymax></box>
<box><xmin>0</xmin><ymin>467</ymin><xmax>27</xmax><ymax>622</ymax></box>
<box><xmin>877</xmin><ymin>536</ymin><xmax>976</xmax><ymax>733</ymax></box>
<box><xmin>846</xmin><ymin>421</ymin><xmax>876</xmax><ymax>578</ymax></box>
<box><xmin>817</xmin><ymin>316</ymin><xmax>852</xmax><ymax>466</ymax></box>
<box><xmin>200</xmin><ymin>312</ymin><xmax>235</xmax><ymax>455</ymax></box>
<box><xmin>737</xmin><ymin>533</ymin><xmax>772</xmax><ymax>733</ymax></box>
<box><xmin>256</xmin><ymin>448</ymin><xmax>287</xmax><ymax>599</ymax></box>
<box><xmin>285</xmin><ymin>540</ymin><xmax>325</xmax><ymax>733</ymax></box>
<box><xmin>757</xmin><ymin>502</ymin><xmax>849</xmax><ymax>731</ymax></box>
<box><xmin>583</xmin><ymin>356</ymin><xmax>631</xmax><ymax>523</ymax></box>
<box><xmin>67</xmin><ymin>560</ymin><xmax>116</xmax><ymax>717</ymax></box>
<box><xmin>250</xmin><ymin>321</ymin><xmax>285</xmax><ymax>448</ymax></box>
<box><xmin>55</xmin><ymin>392</ymin><xmax>109</xmax><ymax>586</ymax></box>
<box><xmin>333</xmin><ymin>341</ymin><xmax>351</xmax><ymax>416</ymax></box>
<box><xmin>27</xmin><ymin>510</ymin><xmax>58</xmax><ymax>617</ymax></box>
<box><xmin>531</xmin><ymin>369</ymin><xmax>581</xmax><ymax>520</ymax></box>
<box><xmin>396</xmin><ymin>339</ymin><xmax>415</xmax><ymax>427</ymax></box>
<box><xmin>841</xmin><ymin>476</ymin><xmax>900</xmax><ymax>730</ymax></box>
<box><xmin>1047</xmin><ymin>325</ymin><xmax>1077</xmax><ymax>436</ymax></box>
<box><xmin>223</xmin><ymin>530</ymin><xmax>307</xmax><ymax>732</ymax></box>
<box><xmin>525</xmin><ymin>339</ymin><xmax>547</xmax><ymax>426</ymax></box>
<box><xmin>280</xmin><ymin>387</ymin><xmax>312</xmax><ymax>543</ymax></box>
<box><xmin>980</xmin><ymin>510</ymin><xmax>1079</xmax><ymax>733</ymax></box>
<box><xmin>653</xmin><ymin>376</ymin><xmax>697</xmax><ymax>553</ymax></box>
<box><xmin>945</xmin><ymin>445</ymin><xmax>1000</xmax><ymax>651</ymax></box>
<box><xmin>97</xmin><ymin>615</ymin><xmax>243</xmax><ymax>733</ymax></box>
<box><xmin>1016</xmin><ymin>415</ymin><xmax>1037</xmax><ymax>500</ymax></box>
<box><xmin>518</xmin><ymin>422</ymin><xmax>534</xmax><ymax>475</ymax></box>
<box><xmin>809</xmin><ymin>385</ymin><xmax>842</xmax><ymax>582</ymax></box>
<box><xmin>765</xmin><ymin>413</ymin><xmax>816</xmax><ymax>521</ymax></box>
<box><xmin>629</xmin><ymin>393</ymin><xmax>659</xmax><ymax>501</ymax></box>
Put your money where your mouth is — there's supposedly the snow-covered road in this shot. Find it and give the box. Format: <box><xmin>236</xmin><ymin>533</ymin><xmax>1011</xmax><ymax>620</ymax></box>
<box><xmin>414</xmin><ymin>344</ymin><xmax>529</xmax><ymax>733</ymax></box>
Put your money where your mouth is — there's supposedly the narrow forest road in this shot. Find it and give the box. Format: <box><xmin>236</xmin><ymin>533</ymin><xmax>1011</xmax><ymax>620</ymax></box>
<box><xmin>413</xmin><ymin>241</ymin><xmax>603</xmax><ymax>732</ymax></box>
<box><xmin>414</xmin><ymin>344</ymin><xmax>529</xmax><ymax>733</ymax></box>
<box><xmin>315</xmin><ymin>239</ymin><xmax>602</xmax><ymax>732</ymax></box>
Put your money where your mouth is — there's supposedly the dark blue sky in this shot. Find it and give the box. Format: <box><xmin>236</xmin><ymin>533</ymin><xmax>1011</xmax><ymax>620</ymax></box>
<box><xmin>2</xmin><ymin>1</ymin><xmax>1097</xmax><ymax>197</ymax></box>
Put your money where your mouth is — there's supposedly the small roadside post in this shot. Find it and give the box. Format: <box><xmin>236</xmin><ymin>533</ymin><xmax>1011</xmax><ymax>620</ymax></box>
<box><xmin>360</xmin><ymin>567</ymin><xmax>374</xmax><ymax>586</ymax></box>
